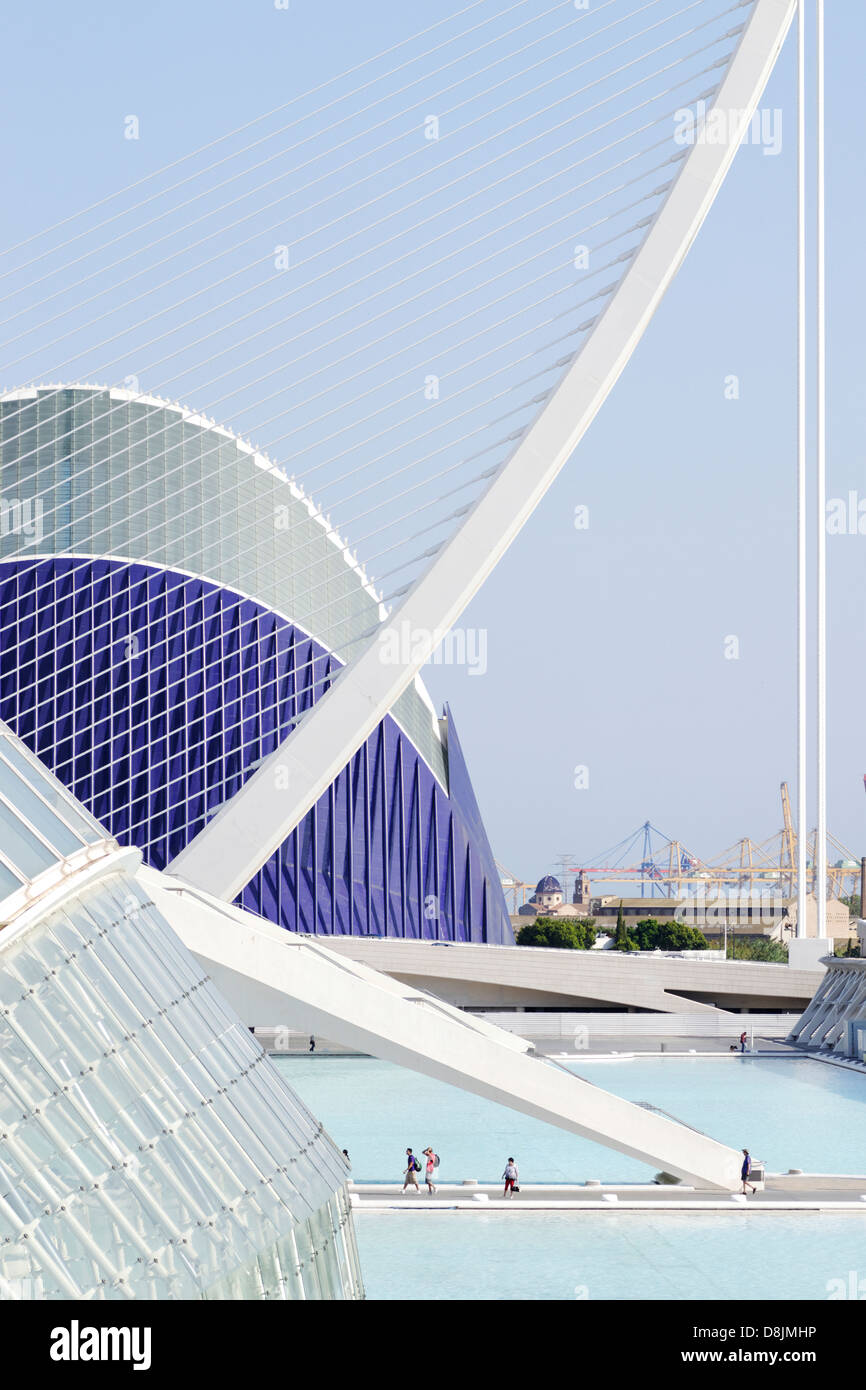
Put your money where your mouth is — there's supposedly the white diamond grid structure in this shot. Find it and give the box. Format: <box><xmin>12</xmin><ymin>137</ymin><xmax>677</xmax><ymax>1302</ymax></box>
<box><xmin>0</xmin><ymin>723</ymin><xmax>364</xmax><ymax>1301</ymax></box>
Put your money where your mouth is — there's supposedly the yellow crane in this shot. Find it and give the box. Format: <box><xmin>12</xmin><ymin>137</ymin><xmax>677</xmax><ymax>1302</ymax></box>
<box><xmin>780</xmin><ymin>781</ymin><xmax>797</xmax><ymax>896</ymax></box>
<box><xmin>495</xmin><ymin>861</ymin><xmax>531</xmax><ymax>914</ymax></box>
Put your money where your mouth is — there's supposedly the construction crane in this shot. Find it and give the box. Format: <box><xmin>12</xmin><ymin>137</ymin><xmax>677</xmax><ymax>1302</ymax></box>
<box><xmin>509</xmin><ymin>790</ymin><xmax>862</xmax><ymax>916</ymax></box>
<box><xmin>563</xmin><ymin>822</ymin><xmax>709</xmax><ymax>899</ymax></box>
<box><xmin>558</xmin><ymin>812</ymin><xmax>861</xmax><ymax>903</ymax></box>
<box><xmin>495</xmin><ymin>861</ymin><xmax>532</xmax><ymax>914</ymax></box>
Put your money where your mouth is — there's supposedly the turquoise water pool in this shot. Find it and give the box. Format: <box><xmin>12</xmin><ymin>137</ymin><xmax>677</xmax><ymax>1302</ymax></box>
<box><xmin>353</xmin><ymin>1210</ymin><xmax>866</xmax><ymax>1300</ymax></box>
<box><xmin>272</xmin><ymin>1054</ymin><xmax>866</xmax><ymax>1301</ymax></box>
<box><xmin>273</xmin><ymin>1054</ymin><xmax>866</xmax><ymax>1184</ymax></box>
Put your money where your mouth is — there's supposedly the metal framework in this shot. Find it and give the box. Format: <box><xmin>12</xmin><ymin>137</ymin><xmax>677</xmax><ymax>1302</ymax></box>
<box><xmin>171</xmin><ymin>0</ymin><xmax>799</xmax><ymax>902</ymax></box>
<box><xmin>536</xmin><ymin>787</ymin><xmax>861</xmax><ymax>904</ymax></box>
<box><xmin>558</xmin><ymin>848</ymin><xmax>859</xmax><ymax>901</ymax></box>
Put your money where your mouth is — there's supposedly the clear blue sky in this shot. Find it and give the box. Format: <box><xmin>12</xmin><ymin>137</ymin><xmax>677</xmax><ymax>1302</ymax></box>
<box><xmin>0</xmin><ymin>1</ymin><xmax>862</xmax><ymax>885</ymax></box>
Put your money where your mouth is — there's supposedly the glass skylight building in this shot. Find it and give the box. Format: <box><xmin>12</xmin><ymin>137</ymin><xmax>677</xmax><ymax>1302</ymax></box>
<box><xmin>0</xmin><ymin>721</ymin><xmax>364</xmax><ymax>1300</ymax></box>
<box><xmin>0</xmin><ymin>385</ymin><xmax>510</xmax><ymax>942</ymax></box>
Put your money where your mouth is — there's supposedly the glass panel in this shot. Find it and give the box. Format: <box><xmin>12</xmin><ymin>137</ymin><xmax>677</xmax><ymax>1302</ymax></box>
<box><xmin>0</xmin><ymin>855</ymin><xmax>363</xmax><ymax>1301</ymax></box>
<box><xmin>0</xmin><ymin>738</ymin><xmax>105</xmax><ymax>844</ymax></box>
<box><xmin>0</xmin><ymin>797</ymin><xmax>58</xmax><ymax>877</ymax></box>
<box><xmin>0</xmin><ymin>756</ymin><xmax>84</xmax><ymax>856</ymax></box>
<box><xmin>0</xmin><ymin>857</ymin><xmax>23</xmax><ymax>899</ymax></box>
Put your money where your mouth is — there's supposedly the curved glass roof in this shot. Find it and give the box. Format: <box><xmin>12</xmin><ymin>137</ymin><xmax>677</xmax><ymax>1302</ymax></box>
<box><xmin>0</xmin><ymin>385</ymin><xmax>446</xmax><ymax>784</ymax></box>
<box><xmin>0</xmin><ymin>723</ymin><xmax>111</xmax><ymax>905</ymax></box>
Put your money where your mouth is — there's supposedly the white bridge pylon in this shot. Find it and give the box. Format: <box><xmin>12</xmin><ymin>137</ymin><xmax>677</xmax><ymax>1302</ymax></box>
<box><xmin>170</xmin><ymin>0</ymin><xmax>796</xmax><ymax>903</ymax></box>
<box><xmin>149</xmin><ymin>871</ymin><xmax>745</xmax><ymax>1190</ymax></box>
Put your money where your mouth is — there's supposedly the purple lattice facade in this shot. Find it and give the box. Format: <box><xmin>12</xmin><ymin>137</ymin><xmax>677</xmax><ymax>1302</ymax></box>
<box><xmin>0</xmin><ymin>557</ymin><xmax>511</xmax><ymax>943</ymax></box>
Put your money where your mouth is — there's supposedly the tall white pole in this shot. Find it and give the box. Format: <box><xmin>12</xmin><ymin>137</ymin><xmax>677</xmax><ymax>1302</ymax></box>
<box><xmin>796</xmin><ymin>0</ymin><xmax>808</xmax><ymax>938</ymax></box>
<box><xmin>815</xmin><ymin>0</ymin><xmax>827</xmax><ymax>937</ymax></box>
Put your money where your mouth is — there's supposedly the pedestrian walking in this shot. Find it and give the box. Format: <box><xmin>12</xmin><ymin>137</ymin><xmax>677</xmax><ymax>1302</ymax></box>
<box><xmin>402</xmin><ymin>1147</ymin><xmax>421</xmax><ymax>1193</ymax></box>
<box><xmin>309</xmin><ymin>1035</ymin><xmax>316</xmax><ymax>1053</ymax></box>
<box><xmin>422</xmin><ymin>1147</ymin><xmax>439</xmax><ymax>1195</ymax></box>
<box><xmin>502</xmin><ymin>1157</ymin><xmax>519</xmax><ymax>1198</ymax></box>
<box><xmin>741</xmin><ymin>1148</ymin><xmax>757</xmax><ymax>1195</ymax></box>
<box><xmin>739</xmin><ymin>1031</ymin><xmax>747</xmax><ymax>1054</ymax></box>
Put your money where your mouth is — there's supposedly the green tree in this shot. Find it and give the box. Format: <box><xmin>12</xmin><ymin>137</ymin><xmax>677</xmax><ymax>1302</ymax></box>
<box><xmin>842</xmin><ymin>892</ymin><xmax>861</xmax><ymax>920</ymax></box>
<box><xmin>515</xmin><ymin>919</ymin><xmax>551</xmax><ymax>947</ymax></box>
<box><xmin>516</xmin><ymin>916</ymin><xmax>597</xmax><ymax>950</ymax></box>
<box><xmin>614</xmin><ymin>901</ymin><xmax>633</xmax><ymax>951</ymax></box>
<box><xmin>577</xmin><ymin>917</ymin><xmax>598</xmax><ymax>950</ymax></box>
<box><xmin>632</xmin><ymin>916</ymin><xmax>660</xmax><ymax>951</ymax></box>
<box><xmin>631</xmin><ymin>917</ymin><xmax>709</xmax><ymax>952</ymax></box>
<box><xmin>727</xmin><ymin>937</ymin><xmax>788</xmax><ymax>963</ymax></box>
<box><xmin>539</xmin><ymin>919</ymin><xmax>580</xmax><ymax>950</ymax></box>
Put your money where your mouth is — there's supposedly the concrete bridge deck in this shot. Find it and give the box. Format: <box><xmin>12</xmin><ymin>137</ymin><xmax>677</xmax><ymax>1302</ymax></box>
<box><xmin>350</xmin><ymin>1176</ymin><xmax>866</xmax><ymax>1212</ymax></box>
<box><xmin>316</xmin><ymin>937</ymin><xmax>823</xmax><ymax>1014</ymax></box>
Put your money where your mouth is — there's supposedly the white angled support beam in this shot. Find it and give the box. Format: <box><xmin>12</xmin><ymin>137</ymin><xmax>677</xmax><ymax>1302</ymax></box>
<box><xmin>170</xmin><ymin>0</ymin><xmax>798</xmax><ymax>903</ymax></box>
<box><xmin>150</xmin><ymin>872</ymin><xmax>745</xmax><ymax>1190</ymax></box>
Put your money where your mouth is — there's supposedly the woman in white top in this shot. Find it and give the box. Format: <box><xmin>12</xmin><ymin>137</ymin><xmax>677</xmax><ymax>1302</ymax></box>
<box><xmin>502</xmin><ymin>1158</ymin><xmax>519</xmax><ymax>1197</ymax></box>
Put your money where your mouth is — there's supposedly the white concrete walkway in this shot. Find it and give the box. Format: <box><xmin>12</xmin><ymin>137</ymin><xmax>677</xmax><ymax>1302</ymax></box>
<box><xmin>350</xmin><ymin>1176</ymin><xmax>866</xmax><ymax>1212</ymax></box>
<box><xmin>146</xmin><ymin>868</ymin><xmax>747</xmax><ymax>1190</ymax></box>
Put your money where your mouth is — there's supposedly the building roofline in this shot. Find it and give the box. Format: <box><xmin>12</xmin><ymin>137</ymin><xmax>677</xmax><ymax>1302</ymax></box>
<box><xmin>0</xmin><ymin>382</ymin><xmax>385</xmax><ymax>612</ymax></box>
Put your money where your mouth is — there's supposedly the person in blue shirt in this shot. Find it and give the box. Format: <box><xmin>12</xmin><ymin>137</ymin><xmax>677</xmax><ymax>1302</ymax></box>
<box><xmin>402</xmin><ymin>1147</ymin><xmax>420</xmax><ymax>1193</ymax></box>
<box><xmin>741</xmin><ymin>1148</ymin><xmax>757</xmax><ymax>1195</ymax></box>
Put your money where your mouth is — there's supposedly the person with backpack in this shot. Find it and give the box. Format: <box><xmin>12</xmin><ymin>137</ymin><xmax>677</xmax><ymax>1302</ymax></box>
<box><xmin>422</xmin><ymin>1146</ymin><xmax>439</xmax><ymax>1195</ymax></box>
<box><xmin>502</xmin><ymin>1157</ymin><xmax>519</xmax><ymax>1197</ymax></box>
<box><xmin>402</xmin><ymin>1147</ymin><xmax>421</xmax><ymax>1193</ymax></box>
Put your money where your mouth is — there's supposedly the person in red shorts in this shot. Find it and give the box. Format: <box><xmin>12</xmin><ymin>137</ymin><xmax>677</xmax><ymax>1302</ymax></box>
<box><xmin>422</xmin><ymin>1146</ymin><xmax>438</xmax><ymax>1196</ymax></box>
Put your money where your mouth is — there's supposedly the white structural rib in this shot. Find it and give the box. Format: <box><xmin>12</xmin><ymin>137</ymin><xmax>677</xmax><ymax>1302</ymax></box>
<box><xmin>147</xmin><ymin>869</ymin><xmax>745</xmax><ymax>1190</ymax></box>
<box><xmin>796</xmin><ymin>0</ymin><xmax>807</xmax><ymax>937</ymax></box>
<box><xmin>814</xmin><ymin>0</ymin><xmax>827</xmax><ymax>937</ymax></box>
<box><xmin>171</xmin><ymin>0</ymin><xmax>797</xmax><ymax>901</ymax></box>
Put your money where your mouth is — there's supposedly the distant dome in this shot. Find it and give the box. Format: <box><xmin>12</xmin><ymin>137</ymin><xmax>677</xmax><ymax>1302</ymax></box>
<box><xmin>535</xmin><ymin>875</ymin><xmax>562</xmax><ymax>894</ymax></box>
